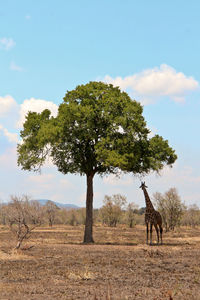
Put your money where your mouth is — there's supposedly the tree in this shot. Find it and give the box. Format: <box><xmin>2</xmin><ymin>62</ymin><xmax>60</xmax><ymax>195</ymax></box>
<box><xmin>154</xmin><ymin>188</ymin><xmax>185</xmax><ymax>231</ymax></box>
<box><xmin>45</xmin><ymin>200</ymin><xmax>59</xmax><ymax>227</ymax></box>
<box><xmin>153</xmin><ymin>192</ymin><xmax>168</xmax><ymax>231</ymax></box>
<box><xmin>126</xmin><ymin>202</ymin><xmax>138</xmax><ymax>228</ymax></box>
<box><xmin>29</xmin><ymin>200</ymin><xmax>44</xmax><ymax>225</ymax></box>
<box><xmin>100</xmin><ymin>194</ymin><xmax>127</xmax><ymax>227</ymax></box>
<box><xmin>17</xmin><ymin>81</ymin><xmax>177</xmax><ymax>243</ymax></box>
<box><xmin>6</xmin><ymin>195</ymin><xmax>42</xmax><ymax>249</ymax></box>
<box><xmin>68</xmin><ymin>209</ymin><xmax>78</xmax><ymax>226</ymax></box>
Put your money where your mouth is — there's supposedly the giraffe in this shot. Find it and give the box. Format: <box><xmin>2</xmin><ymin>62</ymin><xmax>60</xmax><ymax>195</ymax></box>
<box><xmin>140</xmin><ymin>182</ymin><xmax>163</xmax><ymax>245</ymax></box>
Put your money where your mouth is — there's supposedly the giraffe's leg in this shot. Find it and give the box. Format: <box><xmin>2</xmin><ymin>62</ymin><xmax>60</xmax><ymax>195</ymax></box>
<box><xmin>154</xmin><ymin>224</ymin><xmax>159</xmax><ymax>245</ymax></box>
<box><xmin>159</xmin><ymin>225</ymin><xmax>163</xmax><ymax>245</ymax></box>
<box><xmin>150</xmin><ymin>223</ymin><xmax>153</xmax><ymax>245</ymax></box>
<box><xmin>146</xmin><ymin>223</ymin><xmax>149</xmax><ymax>245</ymax></box>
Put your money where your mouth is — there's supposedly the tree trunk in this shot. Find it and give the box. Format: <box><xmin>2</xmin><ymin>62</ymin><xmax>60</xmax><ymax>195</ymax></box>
<box><xmin>84</xmin><ymin>173</ymin><xmax>94</xmax><ymax>243</ymax></box>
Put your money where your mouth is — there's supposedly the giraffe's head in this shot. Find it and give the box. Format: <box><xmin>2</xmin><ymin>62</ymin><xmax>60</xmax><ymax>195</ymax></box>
<box><xmin>139</xmin><ymin>181</ymin><xmax>148</xmax><ymax>189</ymax></box>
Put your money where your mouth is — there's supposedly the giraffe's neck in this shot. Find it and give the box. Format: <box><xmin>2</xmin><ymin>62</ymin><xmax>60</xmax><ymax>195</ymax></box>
<box><xmin>143</xmin><ymin>188</ymin><xmax>155</xmax><ymax>212</ymax></box>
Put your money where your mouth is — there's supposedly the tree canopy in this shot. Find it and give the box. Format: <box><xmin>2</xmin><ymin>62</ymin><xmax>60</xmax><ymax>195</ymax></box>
<box><xmin>17</xmin><ymin>81</ymin><xmax>177</xmax><ymax>242</ymax></box>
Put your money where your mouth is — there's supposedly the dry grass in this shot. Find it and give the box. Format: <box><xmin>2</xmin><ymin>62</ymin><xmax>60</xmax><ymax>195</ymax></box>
<box><xmin>0</xmin><ymin>225</ymin><xmax>200</xmax><ymax>299</ymax></box>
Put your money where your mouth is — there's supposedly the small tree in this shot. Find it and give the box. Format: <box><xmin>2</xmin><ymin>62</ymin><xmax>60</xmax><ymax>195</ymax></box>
<box><xmin>126</xmin><ymin>202</ymin><xmax>138</xmax><ymax>228</ymax></box>
<box><xmin>6</xmin><ymin>195</ymin><xmax>42</xmax><ymax>249</ymax></box>
<box><xmin>100</xmin><ymin>194</ymin><xmax>127</xmax><ymax>227</ymax></box>
<box><xmin>153</xmin><ymin>192</ymin><xmax>168</xmax><ymax>231</ymax></box>
<box><xmin>29</xmin><ymin>200</ymin><xmax>44</xmax><ymax>225</ymax></box>
<box><xmin>154</xmin><ymin>188</ymin><xmax>185</xmax><ymax>231</ymax></box>
<box><xmin>45</xmin><ymin>200</ymin><xmax>59</xmax><ymax>227</ymax></box>
<box><xmin>68</xmin><ymin>209</ymin><xmax>78</xmax><ymax>226</ymax></box>
<box><xmin>165</xmin><ymin>188</ymin><xmax>185</xmax><ymax>230</ymax></box>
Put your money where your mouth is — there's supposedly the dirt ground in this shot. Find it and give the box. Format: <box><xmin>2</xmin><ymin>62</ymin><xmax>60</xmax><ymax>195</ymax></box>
<box><xmin>0</xmin><ymin>224</ymin><xmax>200</xmax><ymax>300</ymax></box>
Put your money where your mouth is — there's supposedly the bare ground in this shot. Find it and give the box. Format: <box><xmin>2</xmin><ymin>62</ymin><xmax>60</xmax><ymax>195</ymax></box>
<box><xmin>0</xmin><ymin>225</ymin><xmax>200</xmax><ymax>299</ymax></box>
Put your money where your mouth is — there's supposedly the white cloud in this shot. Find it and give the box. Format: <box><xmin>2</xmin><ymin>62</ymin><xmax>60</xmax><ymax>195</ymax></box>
<box><xmin>28</xmin><ymin>173</ymin><xmax>55</xmax><ymax>184</ymax></box>
<box><xmin>0</xmin><ymin>37</ymin><xmax>15</xmax><ymax>50</ymax></box>
<box><xmin>159</xmin><ymin>165</ymin><xmax>200</xmax><ymax>186</ymax></box>
<box><xmin>26</xmin><ymin>173</ymin><xmax>77</xmax><ymax>204</ymax></box>
<box><xmin>0</xmin><ymin>95</ymin><xmax>17</xmax><ymax>116</ymax></box>
<box><xmin>103</xmin><ymin>174</ymin><xmax>134</xmax><ymax>186</ymax></box>
<box><xmin>0</xmin><ymin>95</ymin><xmax>58</xmax><ymax>128</ymax></box>
<box><xmin>138</xmin><ymin>163</ymin><xmax>200</xmax><ymax>206</ymax></box>
<box><xmin>3</xmin><ymin>129</ymin><xmax>18</xmax><ymax>143</ymax></box>
<box><xmin>0</xmin><ymin>125</ymin><xmax>19</xmax><ymax>143</ymax></box>
<box><xmin>0</xmin><ymin>146</ymin><xmax>18</xmax><ymax>170</ymax></box>
<box><xmin>147</xmin><ymin>126</ymin><xmax>158</xmax><ymax>138</ymax></box>
<box><xmin>17</xmin><ymin>98</ymin><xmax>58</xmax><ymax>128</ymax></box>
<box><xmin>104</xmin><ymin>64</ymin><xmax>199</xmax><ymax>104</ymax></box>
<box><xmin>59</xmin><ymin>178</ymin><xmax>75</xmax><ymax>189</ymax></box>
<box><xmin>10</xmin><ymin>61</ymin><xmax>24</xmax><ymax>72</ymax></box>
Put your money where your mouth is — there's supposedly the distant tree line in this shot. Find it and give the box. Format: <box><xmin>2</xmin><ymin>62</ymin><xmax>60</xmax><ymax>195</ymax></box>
<box><xmin>0</xmin><ymin>188</ymin><xmax>199</xmax><ymax>249</ymax></box>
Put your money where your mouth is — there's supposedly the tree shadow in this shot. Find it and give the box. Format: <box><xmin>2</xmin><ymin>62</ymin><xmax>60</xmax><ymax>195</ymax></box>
<box><xmin>62</xmin><ymin>241</ymin><xmax>138</xmax><ymax>246</ymax></box>
<box><xmin>97</xmin><ymin>242</ymin><xmax>138</xmax><ymax>246</ymax></box>
<box><xmin>62</xmin><ymin>241</ymin><xmax>191</xmax><ymax>247</ymax></box>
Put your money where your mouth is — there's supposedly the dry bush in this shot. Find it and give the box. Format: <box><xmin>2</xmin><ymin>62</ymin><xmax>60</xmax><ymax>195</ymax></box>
<box><xmin>6</xmin><ymin>195</ymin><xmax>42</xmax><ymax>249</ymax></box>
<box><xmin>125</xmin><ymin>202</ymin><xmax>139</xmax><ymax>228</ymax></box>
<box><xmin>153</xmin><ymin>188</ymin><xmax>185</xmax><ymax>231</ymax></box>
<box><xmin>99</xmin><ymin>194</ymin><xmax>127</xmax><ymax>227</ymax></box>
<box><xmin>44</xmin><ymin>200</ymin><xmax>59</xmax><ymax>227</ymax></box>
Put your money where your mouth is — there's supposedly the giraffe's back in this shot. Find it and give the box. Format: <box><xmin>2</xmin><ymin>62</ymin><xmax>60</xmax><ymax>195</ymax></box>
<box><xmin>145</xmin><ymin>210</ymin><xmax>162</xmax><ymax>226</ymax></box>
<box><xmin>154</xmin><ymin>210</ymin><xmax>162</xmax><ymax>226</ymax></box>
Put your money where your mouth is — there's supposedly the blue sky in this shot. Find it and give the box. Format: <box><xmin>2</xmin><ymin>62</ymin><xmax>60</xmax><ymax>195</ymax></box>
<box><xmin>1</xmin><ymin>0</ymin><xmax>200</xmax><ymax>208</ymax></box>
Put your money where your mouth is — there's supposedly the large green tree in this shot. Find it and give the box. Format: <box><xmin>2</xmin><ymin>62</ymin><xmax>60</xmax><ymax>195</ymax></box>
<box><xmin>17</xmin><ymin>81</ymin><xmax>177</xmax><ymax>243</ymax></box>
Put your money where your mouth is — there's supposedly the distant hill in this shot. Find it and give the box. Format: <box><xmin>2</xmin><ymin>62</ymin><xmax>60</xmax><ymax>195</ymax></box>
<box><xmin>36</xmin><ymin>199</ymin><xmax>80</xmax><ymax>209</ymax></box>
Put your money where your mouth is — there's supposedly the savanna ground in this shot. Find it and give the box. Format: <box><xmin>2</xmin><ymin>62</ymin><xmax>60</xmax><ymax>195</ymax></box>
<box><xmin>0</xmin><ymin>225</ymin><xmax>200</xmax><ymax>300</ymax></box>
